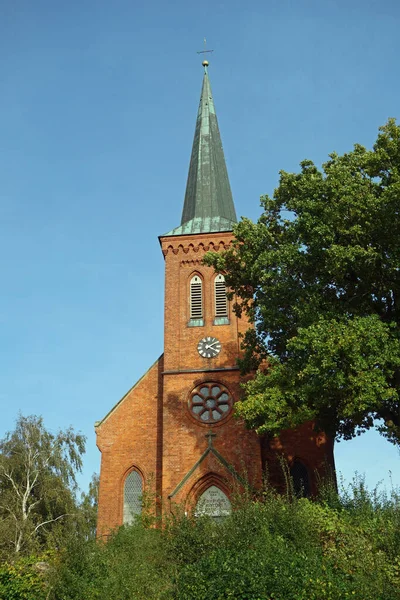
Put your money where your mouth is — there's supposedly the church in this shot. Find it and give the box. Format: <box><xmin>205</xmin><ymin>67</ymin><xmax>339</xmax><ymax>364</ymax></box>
<box><xmin>95</xmin><ymin>61</ymin><xmax>334</xmax><ymax>536</ymax></box>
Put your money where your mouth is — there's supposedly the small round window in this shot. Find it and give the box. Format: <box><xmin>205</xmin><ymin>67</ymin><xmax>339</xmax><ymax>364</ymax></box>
<box><xmin>188</xmin><ymin>382</ymin><xmax>232</xmax><ymax>423</ymax></box>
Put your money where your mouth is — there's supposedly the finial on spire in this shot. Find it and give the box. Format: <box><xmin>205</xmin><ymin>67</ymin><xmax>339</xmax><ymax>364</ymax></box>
<box><xmin>197</xmin><ymin>37</ymin><xmax>213</xmax><ymax>69</ymax></box>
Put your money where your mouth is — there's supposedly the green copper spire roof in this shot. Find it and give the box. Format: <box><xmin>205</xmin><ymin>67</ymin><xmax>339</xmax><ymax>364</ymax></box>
<box><xmin>164</xmin><ymin>63</ymin><xmax>237</xmax><ymax>236</ymax></box>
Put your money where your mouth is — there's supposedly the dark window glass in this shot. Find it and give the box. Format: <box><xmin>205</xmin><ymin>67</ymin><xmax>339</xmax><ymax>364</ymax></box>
<box><xmin>290</xmin><ymin>460</ymin><xmax>311</xmax><ymax>498</ymax></box>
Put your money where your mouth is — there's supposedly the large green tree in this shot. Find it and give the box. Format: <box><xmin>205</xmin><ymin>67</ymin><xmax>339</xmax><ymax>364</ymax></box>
<box><xmin>0</xmin><ymin>414</ymin><xmax>86</xmax><ymax>557</ymax></box>
<box><xmin>205</xmin><ymin>119</ymin><xmax>400</xmax><ymax>445</ymax></box>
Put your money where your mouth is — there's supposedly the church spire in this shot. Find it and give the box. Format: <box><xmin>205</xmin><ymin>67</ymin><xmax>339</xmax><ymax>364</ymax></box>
<box><xmin>164</xmin><ymin>61</ymin><xmax>237</xmax><ymax>236</ymax></box>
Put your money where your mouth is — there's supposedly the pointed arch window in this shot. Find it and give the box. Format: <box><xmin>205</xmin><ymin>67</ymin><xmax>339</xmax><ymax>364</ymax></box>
<box><xmin>189</xmin><ymin>275</ymin><xmax>204</xmax><ymax>326</ymax></box>
<box><xmin>290</xmin><ymin>460</ymin><xmax>311</xmax><ymax>498</ymax></box>
<box><xmin>123</xmin><ymin>470</ymin><xmax>143</xmax><ymax>524</ymax></box>
<box><xmin>195</xmin><ymin>485</ymin><xmax>231</xmax><ymax>522</ymax></box>
<box><xmin>214</xmin><ymin>274</ymin><xmax>229</xmax><ymax>325</ymax></box>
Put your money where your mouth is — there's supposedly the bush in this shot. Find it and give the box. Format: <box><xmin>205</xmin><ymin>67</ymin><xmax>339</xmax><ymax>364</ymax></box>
<box><xmin>51</xmin><ymin>523</ymin><xmax>172</xmax><ymax>600</ymax></box>
<box><xmin>0</xmin><ymin>555</ymin><xmax>49</xmax><ymax>600</ymax></box>
<box><xmin>50</xmin><ymin>481</ymin><xmax>400</xmax><ymax>600</ymax></box>
<box><xmin>173</xmin><ymin>494</ymin><xmax>400</xmax><ymax>600</ymax></box>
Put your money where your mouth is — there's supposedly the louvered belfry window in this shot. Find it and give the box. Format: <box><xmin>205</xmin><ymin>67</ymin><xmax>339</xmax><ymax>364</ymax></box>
<box><xmin>190</xmin><ymin>275</ymin><xmax>203</xmax><ymax>319</ymax></box>
<box><xmin>123</xmin><ymin>470</ymin><xmax>142</xmax><ymax>524</ymax></box>
<box><xmin>215</xmin><ymin>274</ymin><xmax>228</xmax><ymax>318</ymax></box>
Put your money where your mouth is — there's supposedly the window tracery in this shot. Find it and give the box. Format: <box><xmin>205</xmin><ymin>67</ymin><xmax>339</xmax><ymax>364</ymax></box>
<box><xmin>123</xmin><ymin>469</ymin><xmax>143</xmax><ymax>524</ymax></box>
<box><xmin>188</xmin><ymin>382</ymin><xmax>232</xmax><ymax>423</ymax></box>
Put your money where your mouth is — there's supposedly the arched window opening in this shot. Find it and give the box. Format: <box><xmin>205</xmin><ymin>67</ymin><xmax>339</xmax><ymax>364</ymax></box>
<box><xmin>189</xmin><ymin>275</ymin><xmax>204</xmax><ymax>326</ymax></box>
<box><xmin>195</xmin><ymin>485</ymin><xmax>231</xmax><ymax>522</ymax></box>
<box><xmin>290</xmin><ymin>460</ymin><xmax>311</xmax><ymax>498</ymax></box>
<box><xmin>123</xmin><ymin>470</ymin><xmax>143</xmax><ymax>524</ymax></box>
<box><xmin>214</xmin><ymin>274</ymin><xmax>229</xmax><ymax>325</ymax></box>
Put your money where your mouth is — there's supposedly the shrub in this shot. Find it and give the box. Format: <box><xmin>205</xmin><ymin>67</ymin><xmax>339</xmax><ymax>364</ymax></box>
<box><xmin>0</xmin><ymin>555</ymin><xmax>49</xmax><ymax>600</ymax></box>
<box><xmin>51</xmin><ymin>481</ymin><xmax>400</xmax><ymax>600</ymax></box>
<box><xmin>51</xmin><ymin>523</ymin><xmax>172</xmax><ymax>600</ymax></box>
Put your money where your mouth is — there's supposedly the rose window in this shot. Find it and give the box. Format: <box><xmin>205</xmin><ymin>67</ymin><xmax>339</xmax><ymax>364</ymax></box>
<box><xmin>189</xmin><ymin>382</ymin><xmax>232</xmax><ymax>423</ymax></box>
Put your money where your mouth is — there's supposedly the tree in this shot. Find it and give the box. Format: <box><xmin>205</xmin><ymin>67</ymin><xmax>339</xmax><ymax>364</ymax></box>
<box><xmin>78</xmin><ymin>472</ymin><xmax>99</xmax><ymax>541</ymax></box>
<box><xmin>205</xmin><ymin>119</ymin><xmax>400</xmax><ymax>445</ymax></box>
<box><xmin>0</xmin><ymin>414</ymin><xmax>86</xmax><ymax>557</ymax></box>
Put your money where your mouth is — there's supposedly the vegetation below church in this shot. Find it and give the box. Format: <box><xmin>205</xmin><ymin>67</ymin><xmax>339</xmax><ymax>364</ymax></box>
<box><xmin>2</xmin><ymin>478</ymin><xmax>398</xmax><ymax>600</ymax></box>
<box><xmin>1</xmin><ymin>415</ymin><xmax>399</xmax><ymax>599</ymax></box>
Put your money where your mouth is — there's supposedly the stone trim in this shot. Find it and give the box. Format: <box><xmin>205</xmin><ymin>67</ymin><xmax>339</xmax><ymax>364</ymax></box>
<box><xmin>168</xmin><ymin>431</ymin><xmax>248</xmax><ymax>499</ymax></box>
<box><xmin>162</xmin><ymin>366</ymin><xmax>239</xmax><ymax>375</ymax></box>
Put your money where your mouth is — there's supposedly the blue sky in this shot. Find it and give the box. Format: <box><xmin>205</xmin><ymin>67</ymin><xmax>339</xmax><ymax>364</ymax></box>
<box><xmin>1</xmin><ymin>0</ymin><xmax>399</xmax><ymax>495</ymax></box>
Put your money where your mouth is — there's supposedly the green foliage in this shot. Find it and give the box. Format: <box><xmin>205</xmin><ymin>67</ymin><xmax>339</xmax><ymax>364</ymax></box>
<box><xmin>0</xmin><ymin>414</ymin><xmax>86</xmax><ymax>558</ymax></box>
<box><xmin>78</xmin><ymin>473</ymin><xmax>99</xmax><ymax>541</ymax></box>
<box><xmin>50</xmin><ymin>482</ymin><xmax>400</xmax><ymax>600</ymax></box>
<box><xmin>204</xmin><ymin>119</ymin><xmax>400</xmax><ymax>444</ymax></box>
<box><xmin>173</xmin><ymin>490</ymin><xmax>400</xmax><ymax>600</ymax></box>
<box><xmin>0</xmin><ymin>555</ymin><xmax>49</xmax><ymax>600</ymax></box>
<box><xmin>52</xmin><ymin>524</ymin><xmax>172</xmax><ymax>600</ymax></box>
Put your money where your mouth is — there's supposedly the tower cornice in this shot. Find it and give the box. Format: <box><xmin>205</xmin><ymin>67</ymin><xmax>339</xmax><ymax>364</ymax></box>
<box><xmin>159</xmin><ymin>231</ymin><xmax>233</xmax><ymax>258</ymax></box>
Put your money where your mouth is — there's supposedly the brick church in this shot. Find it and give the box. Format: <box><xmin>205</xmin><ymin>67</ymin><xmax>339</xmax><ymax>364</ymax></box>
<box><xmin>95</xmin><ymin>61</ymin><xmax>334</xmax><ymax>536</ymax></box>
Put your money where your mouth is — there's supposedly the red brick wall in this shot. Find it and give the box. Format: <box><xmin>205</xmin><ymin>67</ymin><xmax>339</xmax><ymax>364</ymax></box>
<box><xmin>160</xmin><ymin>232</ymin><xmax>249</xmax><ymax>373</ymax></box>
<box><xmin>261</xmin><ymin>423</ymin><xmax>335</xmax><ymax>496</ymax></box>
<box><xmin>96</xmin><ymin>230</ymin><xmax>335</xmax><ymax>536</ymax></box>
<box><xmin>159</xmin><ymin>232</ymin><xmax>263</xmax><ymax>505</ymax></box>
<box><xmin>96</xmin><ymin>356</ymin><xmax>163</xmax><ymax>538</ymax></box>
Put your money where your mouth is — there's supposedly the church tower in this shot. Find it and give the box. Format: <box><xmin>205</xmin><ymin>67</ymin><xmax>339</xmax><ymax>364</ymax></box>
<box><xmin>95</xmin><ymin>62</ymin><xmax>334</xmax><ymax>536</ymax></box>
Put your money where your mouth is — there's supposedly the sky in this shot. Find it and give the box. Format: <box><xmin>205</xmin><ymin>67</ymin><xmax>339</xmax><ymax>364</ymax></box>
<box><xmin>1</xmin><ymin>0</ymin><xmax>399</xmax><ymax>496</ymax></box>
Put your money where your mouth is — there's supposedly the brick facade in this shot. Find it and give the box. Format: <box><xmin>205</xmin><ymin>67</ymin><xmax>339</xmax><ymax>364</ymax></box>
<box><xmin>96</xmin><ymin>231</ymin><xmax>334</xmax><ymax>537</ymax></box>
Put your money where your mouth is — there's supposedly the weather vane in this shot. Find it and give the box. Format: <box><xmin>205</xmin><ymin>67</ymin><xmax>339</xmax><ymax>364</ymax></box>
<box><xmin>197</xmin><ymin>37</ymin><xmax>213</xmax><ymax>66</ymax></box>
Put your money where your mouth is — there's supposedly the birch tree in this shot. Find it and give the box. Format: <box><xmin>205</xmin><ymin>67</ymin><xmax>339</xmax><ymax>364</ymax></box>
<box><xmin>0</xmin><ymin>414</ymin><xmax>86</xmax><ymax>556</ymax></box>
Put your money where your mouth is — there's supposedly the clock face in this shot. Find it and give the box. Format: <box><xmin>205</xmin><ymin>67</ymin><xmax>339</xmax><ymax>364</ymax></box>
<box><xmin>197</xmin><ymin>336</ymin><xmax>221</xmax><ymax>358</ymax></box>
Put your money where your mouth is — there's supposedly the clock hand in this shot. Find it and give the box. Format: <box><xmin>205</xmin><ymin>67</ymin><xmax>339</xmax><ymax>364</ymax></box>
<box><xmin>207</xmin><ymin>341</ymin><xmax>219</xmax><ymax>348</ymax></box>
